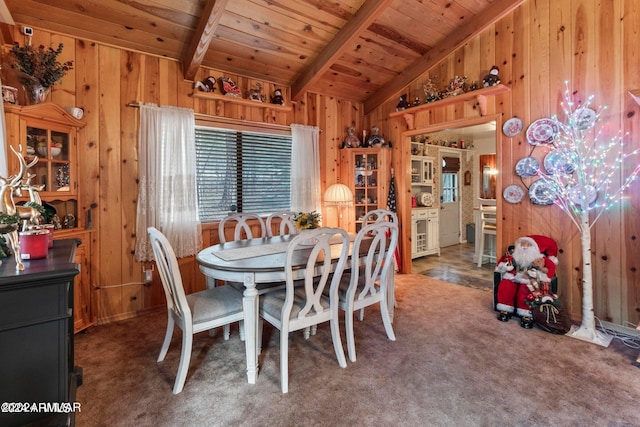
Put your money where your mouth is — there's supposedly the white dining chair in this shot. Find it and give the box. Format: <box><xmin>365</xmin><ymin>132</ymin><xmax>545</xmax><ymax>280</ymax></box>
<box><xmin>218</xmin><ymin>212</ymin><xmax>266</xmax><ymax>243</ymax></box>
<box><xmin>477</xmin><ymin>199</ymin><xmax>497</xmax><ymax>267</ymax></box>
<box><xmin>361</xmin><ymin>208</ymin><xmax>398</xmax><ymax>226</ymax></box>
<box><xmin>148</xmin><ymin>227</ymin><xmax>244</xmax><ymax>394</ymax></box>
<box><xmin>258</xmin><ymin>227</ymin><xmax>349</xmax><ymax>393</ymax></box>
<box><xmin>218</xmin><ymin>212</ymin><xmax>291</xmax><ymax>296</ymax></box>
<box><xmin>266</xmin><ymin>210</ymin><xmax>298</xmax><ymax>237</ymax></box>
<box><xmin>354</xmin><ymin>208</ymin><xmax>400</xmax><ymax>317</ymax></box>
<box><xmin>335</xmin><ymin>220</ymin><xmax>398</xmax><ymax>362</ymax></box>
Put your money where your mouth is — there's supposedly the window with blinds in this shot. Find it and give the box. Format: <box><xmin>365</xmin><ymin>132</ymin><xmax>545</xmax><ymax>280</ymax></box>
<box><xmin>195</xmin><ymin>126</ymin><xmax>292</xmax><ymax>220</ymax></box>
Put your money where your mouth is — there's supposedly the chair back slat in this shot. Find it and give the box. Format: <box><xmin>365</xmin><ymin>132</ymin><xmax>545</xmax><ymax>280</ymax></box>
<box><xmin>283</xmin><ymin>228</ymin><xmax>349</xmax><ymax>322</ymax></box>
<box><xmin>361</xmin><ymin>208</ymin><xmax>398</xmax><ymax>226</ymax></box>
<box><xmin>349</xmin><ymin>221</ymin><xmax>398</xmax><ymax>302</ymax></box>
<box><xmin>219</xmin><ymin>213</ymin><xmax>266</xmax><ymax>243</ymax></box>
<box><xmin>147</xmin><ymin>227</ymin><xmax>190</xmax><ymax>321</ymax></box>
<box><xmin>266</xmin><ymin>210</ymin><xmax>298</xmax><ymax>237</ymax></box>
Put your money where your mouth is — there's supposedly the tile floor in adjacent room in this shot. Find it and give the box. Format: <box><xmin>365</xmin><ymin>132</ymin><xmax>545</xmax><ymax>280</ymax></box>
<box><xmin>411</xmin><ymin>242</ymin><xmax>496</xmax><ymax>291</ymax></box>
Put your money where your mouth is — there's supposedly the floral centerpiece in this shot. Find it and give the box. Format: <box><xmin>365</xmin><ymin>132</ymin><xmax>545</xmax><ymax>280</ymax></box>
<box><xmin>293</xmin><ymin>211</ymin><xmax>321</xmax><ymax>231</ymax></box>
<box><xmin>9</xmin><ymin>42</ymin><xmax>73</xmax><ymax>104</ymax></box>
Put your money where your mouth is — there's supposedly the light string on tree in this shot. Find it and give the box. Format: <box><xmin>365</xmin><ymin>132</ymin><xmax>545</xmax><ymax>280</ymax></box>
<box><xmin>533</xmin><ymin>81</ymin><xmax>640</xmax><ymax>346</ymax></box>
<box><xmin>535</xmin><ymin>82</ymin><xmax>640</xmax><ymax>230</ymax></box>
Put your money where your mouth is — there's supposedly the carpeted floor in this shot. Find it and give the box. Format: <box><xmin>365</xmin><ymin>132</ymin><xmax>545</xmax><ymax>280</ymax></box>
<box><xmin>74</xmin><ymin>274</ymin><xmax>640</xmax><ymax>427</ymax></box>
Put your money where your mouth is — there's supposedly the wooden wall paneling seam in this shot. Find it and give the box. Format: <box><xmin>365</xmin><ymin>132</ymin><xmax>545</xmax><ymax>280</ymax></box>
<box><xmin>548</xmin><ymin>0</ymin><xmax>577</xmax><ymax>319</ymax></box>
<box><xmin>503</xmin><ymin>5</ymin><xmax>528</xmax><ymax>250</ymax></box>
<box><xmin>120</xmin><ymin>50</ymin><xmax>144</xmax><ymax>314</ymax></box>
<box><xmin>75</xmin><ymin>36</ymin><xmax>101</xmax><ymax>328</ymax></box>
<box><xmin>98</xmin><ymin>44</ymin><xmax>124</xmax><ymax>321</ymax></box>
<box><xmin>594</xmin><ymin>0</ymin><xmax>624</xmax><ymax>323</ymax></box>
<box><xmin>493</xmin><ymin>10</ymin><xmax>516</xmax><ymax>260</ymax></box>
<box><xmin>622</xmin><ymin>0</ymin><xmax>640</xmax><ymax>327</ymax></box>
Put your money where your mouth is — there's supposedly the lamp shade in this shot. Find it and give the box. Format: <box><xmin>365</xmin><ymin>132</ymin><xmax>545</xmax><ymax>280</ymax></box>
<box><xmin>324</xmin><ymin>183</ymin><xmax>353</xmax><ymax>206</ymax></box>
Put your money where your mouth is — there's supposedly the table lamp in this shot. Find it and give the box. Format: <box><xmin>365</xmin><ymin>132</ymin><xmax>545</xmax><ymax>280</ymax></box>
<box><xmin>324</xmin><ymin>183</ymin><xmax>353</xmax><ymax>228</ymax></box>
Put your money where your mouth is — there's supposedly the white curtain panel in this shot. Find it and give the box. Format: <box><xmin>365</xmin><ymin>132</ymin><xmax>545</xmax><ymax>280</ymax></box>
<box><xmin>290</xmin><ymin>124</ymin><xmax>321</xmax><ymax>214</ymax></box>
<box><xmin>135</xmin><ymin>104</ymin><xmax>202</xmax><ymax>261</ymax></box>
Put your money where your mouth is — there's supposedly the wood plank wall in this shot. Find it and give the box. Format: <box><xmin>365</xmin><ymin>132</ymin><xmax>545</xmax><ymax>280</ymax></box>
<box><xmin>1</xmin><ymin>30</ymin><xmax>364</xmax><ymax>324</ymax></box>
<box><xmin>368</xmin><ymin>0</ymin><xmax>640</xmax><ymax>327</ymax></box>
<box><xmin>2</xmin><ymin>0</ymin><xmax>638</xmax><ymax>328</ymax></box>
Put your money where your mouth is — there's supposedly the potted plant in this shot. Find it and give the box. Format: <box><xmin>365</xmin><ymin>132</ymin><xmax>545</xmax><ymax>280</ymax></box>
<box><xmin>293</xmin><ymin>211</ymin><xmax>321</xmax><ymax>231</ymax></box>
<box><xmin>9</xmin><ymin>42</ymin><xmax>73</xmax><ymax>104</ymax></box>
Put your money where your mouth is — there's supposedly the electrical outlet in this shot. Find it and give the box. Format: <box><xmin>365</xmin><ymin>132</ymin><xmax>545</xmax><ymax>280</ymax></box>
<box><xmin>144</xmin><ymin>269</ymin><xmax>153</xmax><ymax>283</ymax></box>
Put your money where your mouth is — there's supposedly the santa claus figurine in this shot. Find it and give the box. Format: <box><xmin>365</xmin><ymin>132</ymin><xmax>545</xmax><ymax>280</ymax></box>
<box><xmin>495</xmin><ymin>235</ymin><xmax>558</xmax><ymax>328</ymax></box>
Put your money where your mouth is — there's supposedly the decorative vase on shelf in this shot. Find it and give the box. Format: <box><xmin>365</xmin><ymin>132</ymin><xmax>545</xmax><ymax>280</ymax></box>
<box><xmin>21</xmin><ymin>81</ymin><xmax>50</xmax><ymax>105</ymax></box>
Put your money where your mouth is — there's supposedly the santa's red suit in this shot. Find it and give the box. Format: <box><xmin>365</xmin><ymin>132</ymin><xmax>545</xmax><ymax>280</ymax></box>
<box><xmin>495</xmin><ymin>235</ymin><xmax>558</xmax><ymax>326</ymax></box>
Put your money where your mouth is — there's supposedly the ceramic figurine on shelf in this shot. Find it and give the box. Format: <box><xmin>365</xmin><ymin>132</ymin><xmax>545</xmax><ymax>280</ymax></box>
<box><xmin>445</xmin><ymin>75</ymin><xmax>467</xmax><ymax>96</ymax></box>
<box><xmin>247</xmin><ymin>82</ymin><xmax>266</xmax><ymax>102</ymax></box>
<box><xmin>423</xmin><ymin>78</ymin><xmax>440</xmax><ymax>103</ymax></box>
<box><xmin>63</xmin><ymin>213</ymin><xmax>75</xmax><ymax>229</ymax></box>
<box><xmin>218</xmin><ymin>77</ymin><xmax>241</xmax><ymax>97</ymax></box>
<box><xmin>51</xmin><ymin>214</ymin><xmax>62</xmax><ymax>229</ymax></box>
<box><xmin>194</xmin><ymin>76</ymin><xmax>216</xmax><ymax>92</ymax></box>
<box><xmin>342</xmin><ymin>126</ymin><xmax>361</xmax><ymax>149</ymax></box>
<box><xmin>483</xmin><ymin>66</ymin><xmax>501</xmax><ymax>87</ymax></box>
<box><xmin>366</xmin><ymin>125</ymin><xmax>385</xmax><ymax>148</ymax></box>
<box><xmin>396</xmin><ymin>94</ymin><xmax>410</xmax><ymax>111</ymax></box>
<box><xmin>413</xmin><ymin>97</ymin><xmax>421</xmax><ymax>107</ymax></box>
<box><xmin>270</xmin><ymin>88</ymin><xmax>285</xmax><ymax>105</ymax></box>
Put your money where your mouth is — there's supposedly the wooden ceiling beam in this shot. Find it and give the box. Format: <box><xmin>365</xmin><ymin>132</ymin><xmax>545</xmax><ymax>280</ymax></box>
<box><xmin>291</xmin><ymin>0</ymin><xmax>394</xmax><ymax>101</ymax></box>
<box><xmin>0</xmin><ymin>23</ymin><xmax>14</xmax><ymax>46</ymax></box>
<box><xmin>363</xmin><ymin>0</ymin><xmax>527</xmax><ymax>114</ymax></box>
<box><xmin>0</xmin><ymin>0</ymin><xmax>14</xmax><ymax>45</ymax></box>
<box><xmin>0</xmin><ymin>0</ymin><xmax>14</xmax><ymax>25</ymax></box>
<box><xmin>182</xmin><ymin>0</ymin><xmax>229</xmax><ymax>81</ymax></box>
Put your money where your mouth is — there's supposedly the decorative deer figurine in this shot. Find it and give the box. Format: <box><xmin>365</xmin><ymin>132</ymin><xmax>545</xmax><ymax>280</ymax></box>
<box><xmin>16</xmin><ymin>171</ymin><xmax>45</xmax><ymax>226</ymax></box>
<box><xmin>0</xmin><ymin>146</ymin><xmax>39</xmax><ymax>270</ymax></box>
<box><xmin>22</xmin><ymin>173</ymin><xmax>44</xmax><ymax>205</ymax></box>
<box><xmin>0</xmin><ymin>171</ymin><xmax>23</xmax><ymax>270</ymax></box>
<box><xmin>11</xmin><ymin>150</ymin><xmax>43</xmax><ymax>226</ymax></box>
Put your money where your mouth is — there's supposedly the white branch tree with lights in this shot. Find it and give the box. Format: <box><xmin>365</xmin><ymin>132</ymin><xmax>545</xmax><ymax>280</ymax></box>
<box><xmin>536</xmin><ymin>83</ymin><xmax>640</xmax><ymax>346</ymax></box>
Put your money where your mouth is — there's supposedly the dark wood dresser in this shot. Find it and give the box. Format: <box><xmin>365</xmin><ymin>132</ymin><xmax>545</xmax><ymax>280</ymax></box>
<box><xmin>0</xmin><ymin>239</ymin><xmax>81</xmax><ymax>427</ymax></box>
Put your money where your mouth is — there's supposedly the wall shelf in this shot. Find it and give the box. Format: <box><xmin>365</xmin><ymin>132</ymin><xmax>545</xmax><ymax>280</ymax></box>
<box><xmin>190</xmin><ymin>91</ymin><xmax>292</xmax><ymax>112</ymax></box>
<box><xmin>389</xmin><ymin>84</ymin><xmax>510</xmax><ymax>129</ymax></box>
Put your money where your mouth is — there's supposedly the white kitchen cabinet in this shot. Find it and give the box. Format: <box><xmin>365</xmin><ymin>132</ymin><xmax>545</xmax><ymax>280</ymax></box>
<box><xmin>410</xmin><ymin>156</ymin><xmax>434</xmax><ymax>186</ymax></box>
<box><xmin>411</xmin><ymin>208</ymin><xmax>440</xmax><ymax>258</ymax></box>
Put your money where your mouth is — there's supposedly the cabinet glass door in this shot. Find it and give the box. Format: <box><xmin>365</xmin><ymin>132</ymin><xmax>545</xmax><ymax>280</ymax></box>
<box><xmin>354</xmin><ymin>152</ymin><xmax>379</xmax><ymax>232</ymax></box>
<box><xmin>26</xmin><ymin>126</ymin><xmax>72</xmax><ymax>193</ymax></box>
<box><xmin>422</xmin><ymin>158</ymin><xmax>433</xmax><ymax>183</ymax></box>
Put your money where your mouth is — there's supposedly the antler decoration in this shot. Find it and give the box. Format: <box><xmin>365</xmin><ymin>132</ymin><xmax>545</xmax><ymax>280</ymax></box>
<box><xmin>0</xmin><ymin>146</ymin><xmax>39</xmax><ymax>270</ymax></box>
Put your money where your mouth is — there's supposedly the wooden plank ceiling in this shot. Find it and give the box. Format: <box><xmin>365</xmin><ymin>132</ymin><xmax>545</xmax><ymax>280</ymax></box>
<box><xmin>2</xmin><ymin>0</ymin><xmax>524</xmax><ymax>111</ymax></box>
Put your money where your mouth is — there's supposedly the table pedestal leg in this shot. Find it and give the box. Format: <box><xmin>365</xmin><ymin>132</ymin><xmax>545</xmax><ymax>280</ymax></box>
<box><xmin>242</xmin><ymin>272</ymin><xmax>259</xmax><ymax>384</ymax></box>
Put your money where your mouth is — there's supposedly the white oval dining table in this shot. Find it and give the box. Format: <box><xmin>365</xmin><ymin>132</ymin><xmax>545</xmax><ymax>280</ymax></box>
<box><xmin>196</xmin><ymin>234</ymin><xmax>393</xmax><ymax>385</ymax></box>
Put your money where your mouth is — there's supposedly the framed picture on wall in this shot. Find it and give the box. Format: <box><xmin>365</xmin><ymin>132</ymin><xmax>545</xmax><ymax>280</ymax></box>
<box><xmin>464</xmin><ymin>170</ymin><xmax>471</xmax><ymax>186</ymax></box>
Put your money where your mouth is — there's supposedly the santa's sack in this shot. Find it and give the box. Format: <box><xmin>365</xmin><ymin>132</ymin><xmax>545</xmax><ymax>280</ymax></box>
<box><xmin>531</xmin><ymin>301</ymin><xmax>571</xmax><ymax>334</ymax></box>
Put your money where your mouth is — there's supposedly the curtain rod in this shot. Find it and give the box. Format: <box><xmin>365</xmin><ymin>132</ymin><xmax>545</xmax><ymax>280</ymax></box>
<box><xmin>126</xmin><ymin>102</ymin><xmax>322</xmax><ymax>133</ymax></box>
